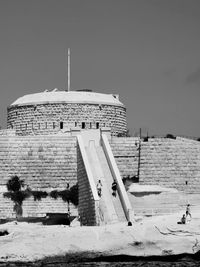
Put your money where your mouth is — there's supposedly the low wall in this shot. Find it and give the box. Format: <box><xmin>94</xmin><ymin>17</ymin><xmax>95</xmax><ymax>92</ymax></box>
<box><xmin>0</xmin><ymin>193</ymin><xmax>77</xmax><ymax>218</ymax></box>
<box><xmin>128</xmin><ymin>192</ymin><xmax>200</xmax><ymax>217</ymax></box>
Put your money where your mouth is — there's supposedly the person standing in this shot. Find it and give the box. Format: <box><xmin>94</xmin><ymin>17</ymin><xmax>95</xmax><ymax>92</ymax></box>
<box><xmin>186</xmin><ymin>204</ymin><xmax>192</xmax><ymax>220</ymax></box>
<box><xmin>97</xmin><ymin>180</ymin><xmax>102</xmax><ymax>197</ymax></box>
<box><xmin>112</xmin><ymin>180</ymin><xmax>117</xmax><ymax>197</ymax></box>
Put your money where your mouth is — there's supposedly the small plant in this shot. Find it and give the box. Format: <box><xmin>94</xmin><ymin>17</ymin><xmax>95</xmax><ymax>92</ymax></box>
<box><xmin>4</xmin><ymin>176</ymin><xmax>30</xmax><ymax>218</ymax></box>
<box><xmin>49</xmin><ymin>190</ymin><xmax>59</xmax><ymax>199</ymax></box>
<box><xmin>49</xmin><ymin>184</ymin><xmax>79</xmax><ymax>206</ymax></box>
<box><xmin>165</xmin><ymin>134</ymin><xmax>176</xmax><ymax>139</ymax></box>
<box><xmin>6</xmin><ymin>175</ymin><xmax>24</xmax><ymax>192</ymax></box>
<box><xmin>69</xmin><ymin>184</ymin><xmax>79</xmax><ymax>206</ymax></box>
<box><xmin>31</xmin><ymin>191</ymin><xmax>48</xmax><ymax>201</ymax></box>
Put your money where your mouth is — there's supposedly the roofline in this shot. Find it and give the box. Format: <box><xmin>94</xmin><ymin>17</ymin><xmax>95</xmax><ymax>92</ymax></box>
<box><xmin>9</xmin><ymin>100</ymin><xmax>125</xmax><ymax>108</ymax></box>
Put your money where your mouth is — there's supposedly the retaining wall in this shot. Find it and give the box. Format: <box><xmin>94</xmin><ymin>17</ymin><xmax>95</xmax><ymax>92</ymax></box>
<box><xmin>0</xmin><ymin>134</ymin><xmax>77</xmax><ymax>217</ymax></box>
<box><xmin>111</xmin><ymin>137</ymin><xmax>200</xmax><ymax>193</ymax></box>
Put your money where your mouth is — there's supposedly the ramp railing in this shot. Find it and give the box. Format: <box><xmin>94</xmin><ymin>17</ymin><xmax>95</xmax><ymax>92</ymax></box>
<box><xmin>101</xmin><ymin>133</ymin><xmax>134</xmax><ymax>223</ymax></box>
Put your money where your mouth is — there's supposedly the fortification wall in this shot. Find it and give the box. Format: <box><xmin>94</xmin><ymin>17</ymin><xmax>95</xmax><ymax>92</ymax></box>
<box><xmin>0</xmin><ymin>135</ymin><xmax>77</xmax><ymax>189</ymax></box>
<box><xmin>1</xmin><ymin>132</ymin><xmax>200</xmax><ymax>218</ymax></box>
<box><xmin>111</xmin><ymin>137</ymin><xmax>200</xmax><ymax>193</ymax></box>
<box><xmin>0</xmin><ymin>134</ymin><xmax>77</xmax><ymax>217</ymax></box>
<box><xmin>110</xmin><ymin>137</ymin><xmax>138</xmax><ymax>178</ymax></box>
<box><xmin>7</xmin><ymin>103</ymin><xmax>127</xmax><ymax>136</ymax></box>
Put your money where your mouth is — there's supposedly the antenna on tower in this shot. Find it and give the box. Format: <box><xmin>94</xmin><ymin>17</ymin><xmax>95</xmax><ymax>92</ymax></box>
<box><xmin>67</xmin><ymin>48</ymin><xmax>70</xmax><ymax>91</ymax></box>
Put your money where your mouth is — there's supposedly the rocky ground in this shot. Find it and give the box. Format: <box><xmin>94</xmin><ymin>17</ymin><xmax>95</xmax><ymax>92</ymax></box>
<box><xmin>0</xmin><ymin>210</ymin><xmax>200</xmax><ymax>263</ymax></box>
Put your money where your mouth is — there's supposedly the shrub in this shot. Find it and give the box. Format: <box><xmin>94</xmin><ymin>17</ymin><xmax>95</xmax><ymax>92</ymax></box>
<box><xmin>165</xmin><ymin>134</ymin><xmax>176</xmax><ymax>139</ymax></box>
<box><xmin>69</xmin><ymin>184</ymin><xmax>79</xmax><ymax>206</ymax></box>
<box><xmin>49</xmin><ymin>190</ymin><xmax>59</xmax><ymax>199</ymax></box>
<box><xmin>49</xmin><ymin>184</ymin><xmax>79</xmax><ymax>206</ymax></box>
<box><xmin>6</xmin><ymin>176</ymin><xmax>24</xmax><ymax>192</ymax></box>
<box><xmin>31</xmin><ymin>191</ymin><xmax>48</xmax><ymax>201</ymax></box>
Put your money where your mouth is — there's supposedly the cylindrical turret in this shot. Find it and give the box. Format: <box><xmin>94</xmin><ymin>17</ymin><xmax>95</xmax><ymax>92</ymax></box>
<box><xmin>7</xmin><ymin>90</ymin><xmax>127</xmax><ymax>136</ymax></box>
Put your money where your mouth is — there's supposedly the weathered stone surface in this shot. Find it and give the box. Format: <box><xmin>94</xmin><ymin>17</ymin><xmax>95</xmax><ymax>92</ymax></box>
<box><xmin>111</xmin><ymin>137</ymin><xmax>200</xmax><ymax>193</ymax></box>
<box><xmin>7</xmin><ymin>103</ymin><xmax>127</xmax><ymax>136</ymax></box>
<box><xmin>77</xmin><ymin>145</ymin><xmax>99</xmax><ymax>226</ymax></box>
<box><xmin>0</xmin><ymin>135</ymin><xmax>77</xmax><ymax>217</ymax></box>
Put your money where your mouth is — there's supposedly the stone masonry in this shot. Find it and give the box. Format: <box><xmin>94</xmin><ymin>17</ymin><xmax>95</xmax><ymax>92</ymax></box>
<box><xmin>7</xmin><ymin>103</ymin><xmax>127</xmax><ymax>137</ymax></box>
<box><xmin>0</xmin><ymin>133</ymin><xmax>77</xmax><ymax>218</ymax></box>
<box><xmin>77</xmin><ymin>144</ymin><xmax>100</xmax><ymax>226</ymax></box>
<box><xmin>111</xmin><ymin>136</ymin><xmax>200</xmax><ymax>193</ymax></box>
<box><xmin>0</xmin><ymin>134</ymin><xmax>77</xmax><ymax>188</ymax></box>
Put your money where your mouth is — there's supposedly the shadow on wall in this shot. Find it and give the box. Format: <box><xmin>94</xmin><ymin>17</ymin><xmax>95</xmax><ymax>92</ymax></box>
<box><xmin>130</xmin><ymin>192</ymin><xmax>161</xmax><ymax>197</ymax></box>
<box><xmin>122</xmin><ymin>175</ymin><xmax>139</xmax><ymax>191</ymax></box>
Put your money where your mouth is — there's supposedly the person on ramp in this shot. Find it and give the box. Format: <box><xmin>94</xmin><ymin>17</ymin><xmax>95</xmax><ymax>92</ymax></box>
<box><xmin>112</xmin><ymin>180</ymin><xmax>117</xmax><ymax>197</ymax></box>
<box><xmin>97</xmin><ymin>180</ymin><xmax>103</xmax><ymax>197</ymax></box>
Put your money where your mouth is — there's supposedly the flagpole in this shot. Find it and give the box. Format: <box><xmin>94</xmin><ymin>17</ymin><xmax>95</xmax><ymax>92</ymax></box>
<box><xmin>68</xmin><ymin>48</ymin><xmax>70</xmax><ymax>91</ymax></box>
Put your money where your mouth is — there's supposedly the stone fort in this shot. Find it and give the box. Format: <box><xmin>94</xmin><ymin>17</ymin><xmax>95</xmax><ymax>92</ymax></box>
<box><xmin>0</xmin><ymin>88</ymin><xmax>200</xmax><ymax>225</ymax></box>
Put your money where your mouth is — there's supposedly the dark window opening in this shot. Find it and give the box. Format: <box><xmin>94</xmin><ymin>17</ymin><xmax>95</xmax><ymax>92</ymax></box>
<box><xmin>75</xmin><ymin>122</ymin><xmax>77</xmax><ymax>127</ymax></box>
<box><xmin>82</xmin><ymin>122</ymin><xmax>85</xmax><ymax>129</ymax></box>
<box><xmin>60</xmin><ymin>122</ymin><xmax>63</xmax><ymax>129</ymax></box>
<box><xmin>96</xmin><ymin>122</ymin><xmax>99</xmax><ymax>129</ymax></box>
<box><xmin>34</xmin><ymin>106</ymin><xmax>37</xmax><ymax>111</ymax></box>
<box><xmin>90</xmin><ymin>122</ymin><xmax>92</xmax><ymax>128</ymax></box>
<box><xmin>53</xmin><ymin>122</ymin><xmax>56</xmax><ymax>129</ymax></box>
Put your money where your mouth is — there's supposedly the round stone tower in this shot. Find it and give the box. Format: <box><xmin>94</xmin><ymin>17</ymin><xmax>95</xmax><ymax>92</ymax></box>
<box><xmin>7</xmin><ymin>89</ymin><xmax>127</xmax><ymax>136</ymax></box>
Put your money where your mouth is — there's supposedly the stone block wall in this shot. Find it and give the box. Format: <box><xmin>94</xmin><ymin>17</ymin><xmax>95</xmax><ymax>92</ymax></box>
<box><xmin>0</xmin><ymin>134</ymin><xmax>77</xmax><ymax>217</ymax></box>
<box><xmin>1</xmin><ymin>132</ymin><xmax>200</xmax><ymax>219</ymax></box>
<box><xmin>7</xmin><ymin>103</ymin><xmax>127</xmax><ymax>137</ymax></box>
<box><xmin>110</xmin><ymin>137</ymin><xmax>138</xmax><ymax>178</ymax></box>
<box><xmin>139</xmin><ymin>137</ymin><xmax>200</xmax><ymax>193</ymax></box>
<box><xmin>0</xmin><ymin>135</ymin><xmax>77</xmax><ymax>188</ymax></box>
<box><xmin>77</xmin><ymin>145</ymin><xmax>99</xmax><ymax>226</ymax></box>
<box><xmin>0</xmin><ymin>194</ymin><xmax>77</xmax><ymax>218</ymax></box>
<box><xmin>110</xmin><ymin>137</ymin><xmax>200</xmax><ymax>193</ymax></box>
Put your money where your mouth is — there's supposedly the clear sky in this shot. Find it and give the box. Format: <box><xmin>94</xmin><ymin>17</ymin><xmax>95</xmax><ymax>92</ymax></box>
<box><xmin>0</xmin><ymin>0</ymin><xmax>200</xmax><ymax>137</ymax></box>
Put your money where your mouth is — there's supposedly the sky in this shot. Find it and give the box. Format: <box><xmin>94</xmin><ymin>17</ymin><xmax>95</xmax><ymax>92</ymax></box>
<box><xmin>0</xmin><ymin>0</ymin><xmax>200</xmax><ymax>137</ymax></box>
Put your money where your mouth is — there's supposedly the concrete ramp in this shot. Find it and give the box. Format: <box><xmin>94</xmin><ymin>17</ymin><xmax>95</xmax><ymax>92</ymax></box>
<box><xmin>79</xmin><ymin>129</ymin><xmax>134</xmax><ymax>225</ymax></box>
